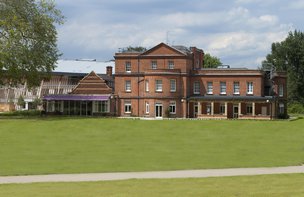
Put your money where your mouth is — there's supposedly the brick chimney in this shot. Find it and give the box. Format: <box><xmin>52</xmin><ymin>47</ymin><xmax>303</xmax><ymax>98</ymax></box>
<box><xmin>106</xmin><ymin>66</ymin><xmax>112</xmax><ymax>76</ymax></box>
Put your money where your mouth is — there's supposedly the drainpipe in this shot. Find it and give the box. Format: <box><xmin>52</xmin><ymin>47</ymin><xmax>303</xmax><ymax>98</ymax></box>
<box><xmin>137</xmin><ymin>58</ymin><xmax>140</xmax><ymax>117</ymax></box>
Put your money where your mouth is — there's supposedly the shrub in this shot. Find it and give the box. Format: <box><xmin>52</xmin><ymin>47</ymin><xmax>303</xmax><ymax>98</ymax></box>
<box><xmin>0</xmin><ymin>110</ymin><xmax>41</xmax><ymax>117</ymax></box>
<box><xmin>288</xmin><ymin>103</ymin><xmax>304</xmax><ymax>114</ymax></box>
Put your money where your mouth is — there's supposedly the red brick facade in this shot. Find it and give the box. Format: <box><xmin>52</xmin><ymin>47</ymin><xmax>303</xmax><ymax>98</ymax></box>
<box><xmin>114</xmin><ymin>43</ymin><xmax>287</xmax><ymax>119</ymax></box>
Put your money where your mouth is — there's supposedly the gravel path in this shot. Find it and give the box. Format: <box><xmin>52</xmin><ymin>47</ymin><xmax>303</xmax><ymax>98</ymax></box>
<box><xmin>1</xmin><ymin>165</ymin><xmax>304</xmax><ymax>184</ymax></box>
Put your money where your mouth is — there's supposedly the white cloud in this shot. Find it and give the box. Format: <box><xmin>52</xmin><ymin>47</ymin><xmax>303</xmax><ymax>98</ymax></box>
<box><xmin>288</xmin><ymin>0</ymin><xmax>304</xmax><ymax>9</ymax></box>
<box><xmin>56</xmin><ymin>0</ymin><xmax>300</xmax><ymax>68</ymax></box>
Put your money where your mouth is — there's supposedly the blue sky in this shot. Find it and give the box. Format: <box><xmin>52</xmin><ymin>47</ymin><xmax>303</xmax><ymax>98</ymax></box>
<box><xmin>56</xmin><ymin>0</ymin><xmax>304</xmax><ymax>68</ymax></box>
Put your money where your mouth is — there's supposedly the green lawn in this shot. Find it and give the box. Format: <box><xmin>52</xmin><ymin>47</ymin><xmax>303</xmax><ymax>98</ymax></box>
<box><xmin>1</xmin><ymin>174</ymin><xmax>304</xmax><ymax>196</ymax></box>
<box><xmin>0</xmin><ymin>118</ymin><xmax>304</xmax><ymax>176</ymax></box>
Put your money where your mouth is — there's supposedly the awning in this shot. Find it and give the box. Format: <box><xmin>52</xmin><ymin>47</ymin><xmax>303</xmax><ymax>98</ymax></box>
<box><xmin>43</xmin><ymin>94</ymin><xmax>110</xmax><ymax>101</ymax></box>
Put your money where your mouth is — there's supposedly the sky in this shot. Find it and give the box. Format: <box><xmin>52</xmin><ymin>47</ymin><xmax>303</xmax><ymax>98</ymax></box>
<box><xmin>56</xmin><ymin>0</ymin><xmax>304</xmax><ymax>68</ymax></box>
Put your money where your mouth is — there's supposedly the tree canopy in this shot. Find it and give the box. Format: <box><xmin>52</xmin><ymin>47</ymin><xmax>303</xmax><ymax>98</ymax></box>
<box><xmin>264</xmin><ymin>30</ymin><xmax>304</xmax><ymax>103</ymax></box>
<box><xmin>0</xmin><ymin>0</ymin><xmax>64</xmax><ymax>87</ymax></box>
<box><xmin>203</xmin><ymin>53</ymin><xmax>222</xmax><ymax>68</ymax></box>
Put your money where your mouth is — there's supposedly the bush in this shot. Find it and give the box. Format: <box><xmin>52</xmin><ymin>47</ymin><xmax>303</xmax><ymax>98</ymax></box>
<box><xmin>0</xmin><ymin>110</ymin><xmax>41</xmax><ymax>117</ymax></box>
<box><xmin>288</xmin><ymin>103</ymin><xmax>304</xmax><ymax>114</ymax></box>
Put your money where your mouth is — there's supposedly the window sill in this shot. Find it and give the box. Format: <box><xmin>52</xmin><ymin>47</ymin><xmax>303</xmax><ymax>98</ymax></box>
<box><xmin>155</xmin><ymin>91</ymin><xmax>163</xmax><ymax>93</ymax></box>
<box><xmin>124</xmin><ymin>112</ymin><xmax>131</xmax><ymax>114</ymax></box>
<box><xmin>247</xmin><ymin>93</ymin><xmax>253</xmax><ymax>95</ymax></box>
<box><xmin>207</xmin><ymin>93</ymin><xmax>213</xmax><ymax>95</ymax></box>
<box><xmin>220</xmin><ymin>93</ymin><xmax>226</xmax><ymax>95</ymax></box>
<box><xmin>170</xmin><ymin>91</ymin><xmax>176</xmax><ymax>93</ymax></box>
<box><xmin>194</xmin><ymin>92</ymin><xmax>200</xmax><ymax>95</ymax></box>
<box><xmin>125</xmin><ymin>91</ymin><xmax>132</xmax><ymax>93</ymax></box>
<box><xmin>233</xmin><ymin>93</ymin><xmax>240</xmax><ymax>96</ymax></box>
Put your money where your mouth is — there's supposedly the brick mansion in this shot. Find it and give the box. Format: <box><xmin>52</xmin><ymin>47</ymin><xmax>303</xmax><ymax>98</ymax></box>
<box><xmin>0</xmin><ymin>43</ymin><xmax>287</xmax><ymax>119</ymax></box>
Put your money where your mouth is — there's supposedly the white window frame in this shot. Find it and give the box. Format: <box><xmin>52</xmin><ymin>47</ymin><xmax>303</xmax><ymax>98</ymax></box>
<box><xmin>151</xmin><ymin>61</ymin><xmax>157</xmax><ymax>69</ymax></box>
<box><xmin>246</xmin><ymin>103</ymin><xmax>253</xmax><ymax>114</ymax></box>
<box><xmin>125</xmin><ymin>61</ymin><xmax>131</xmax><ymax>73</ymax></box>
<box><xmin>145</xmin><ymin>102</ymin><xmax>150</xmax><ymax>114</ymax></box>
<box><xmin>247</xmin><ymin>82</ymin><xmax>253</xmax><ymax>94</ymax></box>
<box><xmin>155</xmin><ymin>80</ymin><xmax>162</xmax><ymax>92</ymax></box>
<box><xmin>279</xmin><ymin>103</ymin><xmax>284</xmax><ymax>114</ymax></box>
<box><xmin>93</xmin><ymin>101</ymin><xmax>110</xmax><ymax>113</ymax></box>
<box><xmin>234</xmin><ymin>82</ymin><xmax>240</xmax><ymax>94</ymax></box>
<box><xmin>207</xmin><ymin>82</ymin><xmax>213</xmax><ymax>94</ymax></box>
<box><xmin>169</xmin><ymin>101</ymin><xmax>176</xmax><ymax>114</ymax></box>
<box><xmin>220</xmin><ymin>104</ymin><xmax>225</xmax><ymax>114</ymax></box>
<box><xmin>193</xmin><ymin>81</ymin><xmax>200</xmax><ymax>94</ymax></box>
<box><xmin>170</xmin><ymin>79</ymin><xmax>176</xmax><ymax>92</ymax></box>
<box><xmin>279</xmin><ymin>85</ymin><xmax>284</xmax><ymax>97</ymax></box>
<box><xmin>220</xmin><ymin>82</ymin><xmax>226</xmax><ymax>95</ymax></box>
<box><xmin>168</xmin><ymin>60</ymin><xmax>174</xmax><ymax>69</ymax></box>
<box><xmin>125</xmin><ymin>80</ymin><xmax>131</xmax><ymax>92</ymax></box>
<box><xmin>145</xmin><ymin>80</ymin><xmax>149</xmax><ymax>92</ymax></box>
<box><xmin>124</xmin><ymin>101</ymin><xmax>131</xmax><ymax>113</ymax></box>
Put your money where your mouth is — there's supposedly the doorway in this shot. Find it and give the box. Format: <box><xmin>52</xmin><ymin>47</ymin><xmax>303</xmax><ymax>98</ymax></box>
<box><xmin>155</xmin><ymin>103</ymin><xmax>163</xmax><ymax>118</ymax></box>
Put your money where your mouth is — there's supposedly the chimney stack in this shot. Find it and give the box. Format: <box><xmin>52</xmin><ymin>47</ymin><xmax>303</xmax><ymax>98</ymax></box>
<box><xmin>106</xmin><ymin>66</ymin><xmax>113</xmax><ymax>76</ymax></box>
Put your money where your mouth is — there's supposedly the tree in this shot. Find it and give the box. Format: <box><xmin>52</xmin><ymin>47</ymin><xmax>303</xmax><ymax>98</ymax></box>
<box><xmin>264</xmin><ymin>30</ymin><xmax>304</xmax><ymax>103</ymax></box>
<box><xmin>125</xmin><ymin>46</ymin><xmax>147</xmax><ymax>52</ymax></box>
<box><xmin>203</xmin><ymin>53</ymin><xmax>222</xmax><ymax>68</ymax></box>
<box><xmin>0</xmin><ymin>0</ymin><xmax>64</xmax><ymax>87</ymax></box>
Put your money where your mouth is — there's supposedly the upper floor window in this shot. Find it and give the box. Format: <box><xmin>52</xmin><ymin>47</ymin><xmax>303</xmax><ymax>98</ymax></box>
<box><xmin>125</xmin><ymin>61</ymin><xmax>131</xmax><ymax>72</ymax></box>
<box><xmin>169</xmin><ymin>101</ymin><xmax>176</xmax><ymax>114</ymax></box>
<box><xmin>151</xmin><ymin>61</ymin><xmax>157</xmax><ymax>69</ymax></box>
<box><xmin>220</xmin><ymin>82</ymin><xmax>226</xmax><ymax>94</ymax></box>
<box><xmin>193</xmin><ymin>81</ymin><xmax>200</xmax><ymax>94</ymax></box>
<box><xmin>247</xmin><ymin>82</ymin><xmax>253</xmax><ymax>94</ymax></box>
<box><xmin>168</xmin><ymin>61</ymin><xmax>174</xmax><ymax>69</ymax></box>
<box><xmin>170</xmin><ymin>79</ymin><xmax>176</xmax><ymax>92</ymax></box>
<box><xmin>207</xmin><ymin>82</ymin><xmax>213</xmax><ymax>94</ymax></box>
<box><xmin>145</xmin><ymin>80</ymin><xmax>149</xmax><ymax>92</ymax></box>
<box><xmin>155</xmin><ymin>80</ymin><xmax>162</xmax><ymax>92</ymax></box>
<box><xmin>234</xmin><ymin>82</ymin><xmax>240</xmax><ymax>94</ymax></box>
<box><xmin>279</xmin><ymin>85</ymin><xmax>284</xmax><ymax>97</ymax></box>
<box><xmin>125</xmin><ymin>80</ymin><xmax>131</xmax><ymax>92</ymax></box>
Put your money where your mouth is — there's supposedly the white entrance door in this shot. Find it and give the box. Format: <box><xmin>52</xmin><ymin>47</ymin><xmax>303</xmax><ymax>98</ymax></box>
<box><xmin>155</xmin><ymin>103</ymin><xmax>163</xmax><ymax>118</ymax></box>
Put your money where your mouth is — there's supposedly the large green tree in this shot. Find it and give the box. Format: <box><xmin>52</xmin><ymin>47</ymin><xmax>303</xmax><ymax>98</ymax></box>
<box><xmin>0</xmin><ymin>0</ymin><xmax>64</xmax><ymax>87</ymax></box>
<box><xmin>264</xmin><ymin>30</ymin><xmax>304</xmax><ymax>103</ymax></box>
<box><xmin>203</xmin><ymin>53</ymin><xmax>222</xmax><ymax>68</ymax></box>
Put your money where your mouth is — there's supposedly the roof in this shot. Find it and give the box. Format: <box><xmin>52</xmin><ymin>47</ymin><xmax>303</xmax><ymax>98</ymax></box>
<box><xmin>54</xmin><ymin>59</ymin><xmax>115</xmax><ymax>75</ymax></box>
<box><xmin>71</xmin><ymin>71</ymin><xmax>112</xmax><ymax>95</ymax></box>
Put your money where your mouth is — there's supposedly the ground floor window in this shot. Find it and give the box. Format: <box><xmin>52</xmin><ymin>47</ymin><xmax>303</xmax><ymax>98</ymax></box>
<box><xmin>169</xmin><ymin>101</ymin><xmax>176</xmax><ymax>114</ymax></box>
<box><xmin>93</xmin><ymin>101</ymin><xmax>109</xmax><ymax>113</ymax></box>
<box><xmin>220</xmin><ymin>104</ymin><xmax>225</xmax><ymax>114</ymax></box>
<box><xmin>145</xmin><ymin>102</ymin><xmax>149</xmax><ymax>114</ymax></box>
<box><xmin>47</xmin><ymin>101</ymin><xmax>63</xmax><ymax>112</ymax></box>
<box><xmin>246</xmin><ymin>103</ymin><xmax>253</xmax><ymax>114</ymax></box>
<box><xmin>279</xmin><ymin>103</ymin><xmax>284</xmax><ymax>114</ymax></box>
<box><xmin>207</xmin><ymin>104</ymin><xmax>211</xmax><ymax>115</ymax></box>
<box><xmin>124</xmin><ymin>101</ymin><xmax>131</xmax><ymax>113</ymax></box>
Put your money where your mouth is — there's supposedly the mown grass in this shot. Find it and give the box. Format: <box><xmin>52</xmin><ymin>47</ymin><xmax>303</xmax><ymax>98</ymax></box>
<box><xmin>0</xmin><ymin>118</ymin><xmax>304</xmax><ymax>176</ymax></box>
<box><xmin>1</xmin><ymin>174</ymin><xmax>304</xmax><ymax>197</ymax></box>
